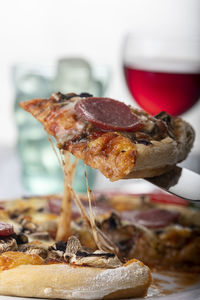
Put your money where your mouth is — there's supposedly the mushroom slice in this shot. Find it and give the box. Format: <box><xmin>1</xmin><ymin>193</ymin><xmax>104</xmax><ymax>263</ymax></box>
<box><xmin>0</xmin><ymin>237</ymin><xmax>18</xmax><ymax>253</ymax></box>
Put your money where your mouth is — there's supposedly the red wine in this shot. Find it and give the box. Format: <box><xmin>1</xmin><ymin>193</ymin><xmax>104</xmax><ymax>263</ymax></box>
<box><xmin>124</xmin><ymin>66</ymin><xmax>200</xmax><ymax>116</ymax></box>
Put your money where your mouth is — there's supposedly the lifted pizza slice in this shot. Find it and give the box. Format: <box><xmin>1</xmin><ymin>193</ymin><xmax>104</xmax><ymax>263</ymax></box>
<box><xmin>20</xmin><ymin>92</ymin><xmax>195</xmax><ymax>181</ymax></box>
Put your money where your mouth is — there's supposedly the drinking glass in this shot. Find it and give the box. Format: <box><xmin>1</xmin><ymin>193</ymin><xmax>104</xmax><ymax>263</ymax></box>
<box><xmin>13</xmin><ymin>63</ymin><xmax>61</xmax><ymax>195</ymax></box>
<box><xmin>123</xmin><ymin>33</ymin><xmax>200</xmax><ymax>116</ymax></box>
<box><xmin>13</xmin><ymin>59</ymin><xmax>110</xmax><ymax>195</ymax></box>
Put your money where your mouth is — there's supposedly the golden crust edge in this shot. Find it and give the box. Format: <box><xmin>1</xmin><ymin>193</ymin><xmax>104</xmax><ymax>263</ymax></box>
<box><xmin>0</xmin><ymin>261</ymin><xmax>151</xmax><ymax>299</ymax></box>
<box><xmin>127</xmin><ymin>118</ymin><xmax>195</xmax><ymax>178</ymax></box>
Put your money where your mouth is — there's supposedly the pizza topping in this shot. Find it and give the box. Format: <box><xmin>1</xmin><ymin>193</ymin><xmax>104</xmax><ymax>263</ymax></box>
<box><xmin>121</xmin><ymin>209</ymin><xmax>179</xmax><ymax>229</ymax></box>
<box><xmin>69</xmin><ymin>249</ymin><xmax>122</xmax><ymax>268</ymax></box>
<box><xmin>29</xmin><ymin>231</ymin><xmax>51</xmax><ymax>241</ymax></box>
<box><xmin>75</xmin><ymin>98</ymin><xmax>143</xmax><ymax>132</ymax></box>
<box><xmin>154</xmin><ymin>111</ymin><xmax>175</xmax><ymax>138</ymax></box>
<box><xmin>0</xmin><ymin>251</ymin><xmax>44</xmax><ymax>271</ymax></box>
<box><xmin>48</xmin><ymin>198</ymin><xmax>111</xmax><ymax>218</ymax></box>
<box><xmin>51</xmin><ymin>92</ymin><xmax>78</xmax><ymax>102</ymax></box>
<box><xmin>135</xmin><ymin>139</ymin><xmax>153</xmax><ymax>145</ymax></box>
<box><xmin>12</xmin><ymin>233</ymin><xmax>29</xmax><ymax>245</ymax></box>
<box><xmin>0</xmin><ymin>203</ymin><xmax>5</xmax><ymax>210</ymax></box>
<box><xmin>37</xmin><ymin>220</ymin><xmax>57</xmax><ymax>238</ymax></box>
<box><xmin>21</xmin><ymin>219</ymin><xmax>38</xmax><ymax>234</ymax></box>
<box><xmin>48</xmin><ymin>236</ymin><xmax>122</xmax><ymax>268</ymax></box>
<box><xmin>47</xmin><ymin>250</ymin><xmax>64</xmax><ymax>261</ymax></box>
<box><xmin>54</xmin><ymin>240</ymin><xmax>67</xmax><ymax>252</ymax></box>
<box><xmin>0</xmin><ymin>237</ymin><xmax>18</xmax><ymax>253</ymax></box>
<box><xmin>19</xmin><ymin>244</ymin><xmax>48</xmax><ymax>259</ymax></box>
<box><xmin>48</xmin><ymin>241</ymin><xmax>67</xmax><ymax>260</ymax></box>
<box><xmin>51</xmin><ymin>92</ymin><xmax>93</xmax><ymax>103</ymax></box>
<box><xmin>99</xmin><ymin>213</ymin><xmax>139</xmax><ymax>258</ymax></box>
<box><xmin>79</xmin><ymin>92</ymin><xmax>93</xmax><ymax>98</ymax></box>
<box><xmin>65</xmin><ymin>235</ymin><xmax>82</xmax><ymax>256</ymax></box>
<box><xmin>150</xmin><ymin>193</ymin><xmax>188</xmax><ymax>206</ymax></box>
<box><xmin>159</xmin><ymin>225</ymin><xmax>192</xmax><ymax>247</ymax></box>
<box><xmin>155</xmin><ymin>111</ymin><xmax>172</xmax><ymax>123</ymax></box>
<box><xmin>0</xmin><ymin>222</ymin><xmax>14</xmax><ymax>237</ymax></box>
<box><xmin>48</xmin><ymin>198</ymin><xmax>81</xmax><ymax>219</ymax></box>
<box><xmin>62</xmin><ymin>236</ymin><xmax>122</xmax><ymax>268</ymax></box>
<box><xmin>48</xmin><ymin>198</ymin><xmax>62</xmax><ymax>215</ymax></box>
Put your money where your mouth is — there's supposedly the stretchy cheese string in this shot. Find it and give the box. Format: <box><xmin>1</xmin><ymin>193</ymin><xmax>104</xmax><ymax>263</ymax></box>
<box><xmin>70</xmin><ymin>188</ymin><xmax>90</xmax><ymax>225</ymax></box>
<box><xmin>70</xmin><ymin>185</ymin><xmax>117</xmax><ymax>254</ymax></box>
<box><xmin>84</xmin><ymin>167</ymin><xmax>118</xmax><ymax>254</ymax></box>
<box><xmin>56</xmin><ymin>153</ymin><xmax>78</xmax><ymax>242</ymax></box>
<box><xmin>48</xmin><ymin>134</ymin><xmax>78</xmax><ymax>242</ymax></box>
<box><xmin>48</xmin><ymin>136</ymin><xmax>64</xmax><ymax>172</ymax></box>
<box><xmin>48</xmin><ymin>126</ymin><xmax>117</xmax><ymax>252</ymax></box>
<box><xmin>48</xmin><ymin>135</ymin><xmax>80</xmax><ymax>242</ymax></box>
<box><xmin>69</xmin><ymin>157</ymin><xmax>78</xmax><ymax>185</ymax></box>
<box><xmin>85</xmin><ymin>168</ymin><xmax>101</xmax><ymax>250</ymax></box>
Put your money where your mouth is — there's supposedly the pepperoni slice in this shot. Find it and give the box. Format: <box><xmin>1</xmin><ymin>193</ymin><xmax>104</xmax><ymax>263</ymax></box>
<box><xmin>48</xmin><ymin>199</ymin><xmax>81</xmax><ymax>219</ymax></box>
<box><xmin>75</xmin><ymin>97</ymin><xmax>143</xmax><ymax>131</ymax></box>
<box><xmin>47</xmin><ymin>198</ymin><xmax>62</xmax><ymax>215</ymax></box>
<box><xmin>48</xmin><ymin>198</ymin><xmax>112</xmax><ymax>219</ymax></box>
<box><xmin>0</xmin><ymin>222</ymin><xmax>14</xmax><ymax>237</ymax></box>
<box><xmin>150</xmin><ymin>193</ymin><xmax>188</xmax><ymax>206</ymax></box>
<box><xmin>121</xmin><ymin>209</ymin><xmax>179</xmax><ymax>229</ymax></box>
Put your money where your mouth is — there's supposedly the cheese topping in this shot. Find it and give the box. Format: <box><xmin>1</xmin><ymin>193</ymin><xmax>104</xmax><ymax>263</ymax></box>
<box><xmin>0</xmin><ymin>251</ymin><xmax>44</xmax><ymax>271</ymax></box>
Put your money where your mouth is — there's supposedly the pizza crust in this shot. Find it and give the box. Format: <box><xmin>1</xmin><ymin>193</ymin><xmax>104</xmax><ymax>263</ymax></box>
<box><xmin>0</xmin><ymin>260</ymin><xmax>151</xmax><ymax>299</ymax></box>
<box><xmin>126</xmin><ymin>118</ymin><xmax>195</xmax><ymax>178</ymax></box>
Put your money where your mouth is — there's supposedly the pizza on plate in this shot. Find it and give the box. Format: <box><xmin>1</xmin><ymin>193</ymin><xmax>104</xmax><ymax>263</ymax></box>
<box><xmin>19</xmin><ymin>92</ymin><xmax>195</xmax><ymax>181</ymax></box>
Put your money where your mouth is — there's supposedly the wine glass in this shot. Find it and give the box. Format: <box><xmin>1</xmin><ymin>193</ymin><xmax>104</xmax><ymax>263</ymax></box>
<box><xmin>122</xmin><ymin>33</ymin><xmax>200</xmax><ymax>116</ymax></box>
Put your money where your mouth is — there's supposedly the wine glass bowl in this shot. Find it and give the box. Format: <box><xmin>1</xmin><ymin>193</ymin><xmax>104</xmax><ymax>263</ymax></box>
<box><xmin>123</xmin><ymin>34</ymin><xmax>200</xmax><ymax>116</ymax></box>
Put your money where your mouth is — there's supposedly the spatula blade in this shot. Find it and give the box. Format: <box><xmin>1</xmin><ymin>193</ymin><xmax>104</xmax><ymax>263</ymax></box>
<box><xmin>147</xmin><ymin>166</ymin><xmax>200</xmax><ymax>202</ymax></box>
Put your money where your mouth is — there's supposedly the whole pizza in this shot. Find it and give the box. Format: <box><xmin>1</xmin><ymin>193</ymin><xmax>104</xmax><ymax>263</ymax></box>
<box><xmin>0</xmin><ymin>193</ymin><xmax>200</xmax><ymax>299</ymax></box>
<box><xmin>0</xmin><ymin>93</ymin><xmax>198</xmax><ymax>299</ymax></box>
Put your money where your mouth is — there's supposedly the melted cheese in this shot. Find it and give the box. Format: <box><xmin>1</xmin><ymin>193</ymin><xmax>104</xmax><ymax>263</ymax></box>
<box><xmin>56</xmin><ymin>152</ymin><xmax>77</xmax><ymax>242</ymax></box>
<box><xmin>0</xmin><ymin>251</ymin><xmax>44</xmax><ymax>271</ymax></box>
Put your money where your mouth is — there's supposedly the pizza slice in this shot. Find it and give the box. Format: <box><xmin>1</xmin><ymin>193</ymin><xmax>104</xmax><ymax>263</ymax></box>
<box><xmin>19</xmin><ymin>92</ymin><xmax>195</xmax><ymax>181</ymax></box>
